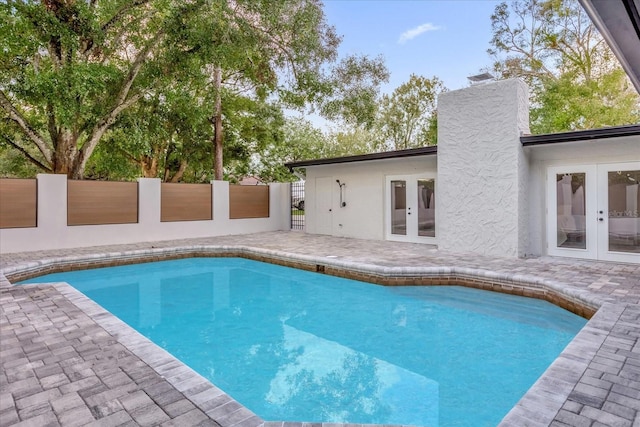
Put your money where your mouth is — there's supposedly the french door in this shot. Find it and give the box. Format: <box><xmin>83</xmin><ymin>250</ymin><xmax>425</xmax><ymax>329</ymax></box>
<box><xmin>547</xmin><ymin>162</ymin><xmax>639</xmax><ymax>263</ymax></box>
<box><xmin>385</xmin><ymin>174</ymin><xmax>436</xmax><ymax>243</ymax></box>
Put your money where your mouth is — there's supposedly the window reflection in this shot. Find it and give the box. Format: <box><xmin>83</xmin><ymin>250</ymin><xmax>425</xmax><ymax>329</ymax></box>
<box><xmin>418</xmin><ymin>179</ymin><xmax>435</xmax><ymax>237</ymax></box>
<box><xmin>391</xmin><ymin>181</ymin><xmax>406</xmax><ymax>235</ymax></box>
<box><xmin>556</xmin><ymin>174</ymin><xmax>586</xmax><ymax>249</ymax></box>
<box><xmin>608</xmin><ymin>170</ymin><xmax>640</xmax><ymax>253</ymax></box>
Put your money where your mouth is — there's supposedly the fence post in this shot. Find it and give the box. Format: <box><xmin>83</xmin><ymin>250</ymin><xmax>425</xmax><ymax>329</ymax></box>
<box><xmin>37</xmin><ymin>174</ymin><xmax>68</xmax><ymax>239</ymax></box>
<box><xmin>212</xmin><ymin>180</ymin><xmax>229</xmax><ymax>221</ymax></box>
<box><xmin>270</xmin><ymin>183</ymin><xmax>290</xmax><ymax>230</ymax></box>
<box><xmin>138</xmin><ymin>178</ymin><xmax>161</xmax><ymax>230</ymax></box>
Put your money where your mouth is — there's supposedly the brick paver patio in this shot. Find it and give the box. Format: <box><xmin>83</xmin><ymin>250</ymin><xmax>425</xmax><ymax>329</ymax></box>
<box><xmin>1</xmin><ymin>231</ymin><xmax>639</xmax><ymax>426</ymax></box>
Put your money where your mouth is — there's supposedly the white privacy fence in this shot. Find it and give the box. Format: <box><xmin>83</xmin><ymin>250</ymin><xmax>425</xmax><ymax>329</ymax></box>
<box><xmin>0</xmin><ymin>174</ymin><xmax>290</xmax><ymax>253</ymax></box>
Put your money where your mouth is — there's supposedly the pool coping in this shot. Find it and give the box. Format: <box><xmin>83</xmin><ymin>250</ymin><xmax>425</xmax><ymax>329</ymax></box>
<box><xmin>0</xmin><ymin>244</ymin><xmax>626</xmax><ymax>426</ymax></box>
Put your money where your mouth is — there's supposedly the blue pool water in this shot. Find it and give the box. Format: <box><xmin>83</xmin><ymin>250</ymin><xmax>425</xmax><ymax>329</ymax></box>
<box><xmin>21</xmin><ymin>258</ymin><xmax>586</xmax><ymax>426</ymax></box>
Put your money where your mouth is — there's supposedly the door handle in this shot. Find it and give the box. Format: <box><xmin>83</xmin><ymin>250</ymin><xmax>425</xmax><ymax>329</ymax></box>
<box><xmin>598</xmin><ymin>218</ymin><xmax>604</xmax><ymax>222</ymax></box>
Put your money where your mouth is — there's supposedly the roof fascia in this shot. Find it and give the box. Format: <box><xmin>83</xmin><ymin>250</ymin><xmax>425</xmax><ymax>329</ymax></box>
<box><xmin>285</xmin><ymin>146</ymin><xmax>437</xmax><ymax>170</ymax></box>
<box><xmin>521</xmin><ymin>125</ymin><xmax>640</xmax><ymax>146</ymax></box>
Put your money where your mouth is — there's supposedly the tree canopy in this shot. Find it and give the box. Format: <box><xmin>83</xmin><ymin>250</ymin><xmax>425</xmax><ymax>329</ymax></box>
<box><xmin>0</xmin><ymin>0</ymin><xmax>388</xmax><ymax>180</ymax></box>
<box><xmin>1</xmin><ymin>0</ymin><xmax>170</xmax><ymax>178</ymax></box>
<box><xmin>377</xmin><ymin>75</ymin><xmax>445</xmax><ymax>150</ymax></box>
<box><xmin>489</xmin><ymin>0</ymin><xmax>640</xmax><ymax>133</ymax></box>
<box><xmin>2</xmin><ymin>0</ymin><xmax>638</xmax><ymax>182</ymax></box>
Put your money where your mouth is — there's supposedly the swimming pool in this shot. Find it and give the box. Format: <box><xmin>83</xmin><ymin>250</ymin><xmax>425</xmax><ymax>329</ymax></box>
<box><xmin>21</xmin><ymin>257</ymin><xmax>586</xmax><ymax>426</ymax></box>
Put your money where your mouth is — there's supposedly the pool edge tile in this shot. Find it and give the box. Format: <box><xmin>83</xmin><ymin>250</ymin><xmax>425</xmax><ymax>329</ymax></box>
<box><xmin>51</xmin><ymin>280</ymin><xmax>265</xmax><ymax>427</ymax></box>
<box><xmin>3</xmin><ymin>237</ymin><xmax>638</xmax><ymax>427</ymax></box>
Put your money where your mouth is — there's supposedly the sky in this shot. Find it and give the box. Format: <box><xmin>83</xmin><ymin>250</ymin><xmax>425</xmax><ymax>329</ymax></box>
<box><xmin>322</xmin><ymin>0</ymin><xmax>503</xmax><ymax>94</ymax></box>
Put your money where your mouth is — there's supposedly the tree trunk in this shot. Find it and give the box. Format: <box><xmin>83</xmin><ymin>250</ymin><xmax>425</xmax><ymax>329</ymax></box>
<box><xmin>140</xmin><ymin>155</ymin><xmax>158</xmax><ymax>178</ymax></box>
<box><xmin>212</xmin><ymin>66</ymin><xmax>224</xmax><ymax>181</ymax></box>
<box><xmin>52</xmin><ymin>130</ymin><xmax>79</xmax><ymax>178</ymax></box>
<box><xmin>169</xmin><ymin>160</ymin><xmax>188</xmax><ymax>183</ymax></box>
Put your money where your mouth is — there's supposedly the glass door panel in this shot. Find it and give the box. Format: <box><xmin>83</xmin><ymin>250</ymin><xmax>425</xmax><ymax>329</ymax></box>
<box><xmin>604</xmin><ymin>167</ymin><xmax>640</xmax><ymax>256</ymax></box>
<box><xmin>417</xmin><ymin>179</ymin><xmax>435</xmax><ymax>237</ymax></box>
<box><xmin>391</xmin><ymin>180</ymin><xmax>406</xmax><ymax>236</ymax></box>
<box><xmin>547</xmin><ymin>165</ymin><xmax>597</xmax><ymax>260</ymax></box>
<box><xmin>555</xmin><ymin>173</ymin><xmax>586</xmax><ymax>249</ymax></box>
<box><xmin>386</xmin><ymin>174</ymin><xmax>436</xmax><ymax>243</ymax></box>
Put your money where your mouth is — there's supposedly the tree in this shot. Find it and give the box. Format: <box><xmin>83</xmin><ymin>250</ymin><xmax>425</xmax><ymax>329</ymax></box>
<box><xmin>488</xmin><ymin>0</ymin><xmax>640</xmax><ymax>132</ymax></box>
<box><xmin>254</xmin><ymin>113</ymin><xmax>401</xmax><ymax>183</ymax></box>
<box><xmin>489</xmin><ymin>0</ymin><xmax>558</xmax><ymax>87</ymax></box>
<box><xmin>1</xmin><ymin>0</ymin><xmax>388</xmax><ymax>181</ymax></box>
<box><xmin>489</xmin><ymin>0</ymin><xmax>618</xmax><ymax>85</ymax></box>
<box><xmin>377</xmin><ymin>75</ymin><xmax>446</xmax><ymax>150</ymax></box>
<box><xmin>319</xmin><ymin>54</ymin><xmax>389</xmax><ymax>129</ymax></box>
<box><xmin>221</xmin><ymin>95</ymin><xmax>285</xmax><ymax>183</ymax></box>
<box><xmin>101</xmin><ymin>86</ymin><xmax>213</xmax><ymax>182</ymax></box>
<box><xmin>0</xmin><ymin>0</ymin><xmax>171</xmax><ymax>178</ymax></box>
<box><xmin>251</xmin><ymin>117</ymin><xmax>328</xmax><ymax>183</ymax></box>
<box><xmin>531</xmin><ymin>68</ymin><xmax>640</xmax><ymax>133</ymax></box>
<box><xmin>167</xmin><ymin>0</ymin><xmax>382</xmax><ymax>180</ymax></box>
<box><xmin>327</xmin><ymin>126</ymin><xmax>384</xmax><ymax>156</ymax></box>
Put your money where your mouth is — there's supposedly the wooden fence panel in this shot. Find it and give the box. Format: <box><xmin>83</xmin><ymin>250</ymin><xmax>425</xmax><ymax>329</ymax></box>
<box><xmin>229</xmin><ymin>185</ymin><xmax>270</xmax><ymax>219</ymax></box>
<box><xmin>0</xmin><ymin>179</ymin><xmax>37</xmax><ymax>229</ymax></box>
<box><xmin>161</xmin><ymin>183</ymin><xmax>212</xmax><ymax>222</ymax></box>
<box><xmin>68</xmin><ymin>180</ymin><xmax>138</xmax><ymax>225</ymax></box>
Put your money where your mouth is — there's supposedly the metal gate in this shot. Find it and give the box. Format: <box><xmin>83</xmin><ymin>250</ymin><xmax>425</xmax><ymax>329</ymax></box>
<box><xmin>291</xmin><ymin>181</ymin><xmax>305</xmax><ymax>230</ymax></box>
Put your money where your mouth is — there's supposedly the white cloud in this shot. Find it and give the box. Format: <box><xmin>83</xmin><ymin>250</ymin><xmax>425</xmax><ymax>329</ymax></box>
<box><xmin>398</xmin><ymin>23</ymin><xmax>441</xmax><ymax>44</ymax></box>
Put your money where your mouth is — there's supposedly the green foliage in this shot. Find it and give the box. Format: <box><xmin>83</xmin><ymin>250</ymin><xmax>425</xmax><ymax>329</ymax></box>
<box><xmin>377</xmin><ymin>75</ymin><xmax>446</xmax><ymax>150</ymax></box>
<box><xmin>489</xmin><ymin>0</ymin><xmax>640</xmax><ymax>132</ymax></box>
<box><xmin>84</xmin><ymin>141</ymin><xmax>140</xmax><ymax>181</ymax></box>
<box><xmin>531</xmin><ymin>69</ymin><xmax>640</xmax><ymax>133</ymax></box>
<box><xmin>253</xmin><ymin>117</ymin><xmax>328</xmax><ymax>182</ymax></box>
<box><xmin>222</xmin><ymin>96</ymin><xmax>285</xmax><ymax>182</ymax></box>
<box><xmin>328</xmin><ymin>127</ymin><xmax>384</xmax><ymax>156</ymax></box>
<box><xmin>488</xmin><ymin>0</ymin><xmax>557</xmax><ymax>87</ymax></box>
<box><xmin>1</xmin><ymin>0</ymin><xmax>387</xmax><ymax>182</ymax></box>
<box><xmin>105</xmin><ymin>83</ymin><xmax>214</xmax><ymax>182</ymax></box>
<box><xmin>0</xmin><ymin>144</ymin><xmax>40</xmax><ymax>178</ymax></box>
<box><xmin>319</xmin><ymin>54</ymin><xmax>390</xmax><ymax>128</ymax></box>
<box><xmin>1</xmin><ymin>0</ymin><xmax>172</xmax><ymax>177</ymax></box>
<box><xmin>5</xmin><ymin>0</ymin><xmax>636</xmax><ymax>183</ymax></box>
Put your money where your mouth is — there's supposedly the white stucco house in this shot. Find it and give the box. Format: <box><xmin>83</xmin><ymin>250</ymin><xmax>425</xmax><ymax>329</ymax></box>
<box><xmin>285</xmin><ymin>0</ymin><xmax>640</xmax><ymax>264</ymax></box>
<box><xmin>286</xmin><ymin>80</ymin><xmax>639</xmax><ymax>265</ymax></box>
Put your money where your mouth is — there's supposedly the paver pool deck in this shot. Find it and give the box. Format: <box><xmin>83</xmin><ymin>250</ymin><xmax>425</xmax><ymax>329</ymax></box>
<box><xmin>1</xmin><ymin>231</ymin><xmax>639</xmax><ymax>427</ymax></box>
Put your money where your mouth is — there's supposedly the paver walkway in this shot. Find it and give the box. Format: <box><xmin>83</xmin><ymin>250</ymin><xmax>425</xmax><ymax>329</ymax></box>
<box><xmin>1</xmin><ymin>231</ymin><xmax>639</xmax><ymax>427</ymax></box>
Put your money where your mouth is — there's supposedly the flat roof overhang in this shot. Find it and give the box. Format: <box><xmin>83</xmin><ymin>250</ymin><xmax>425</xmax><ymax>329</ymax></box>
<box><xmin>522</xmin><ymin>125</ymin><xmax>640</xmax><ymax>161</ymax></box>
<box><xmin>285</xmin><ymin>146</ymin><xmax>437</xmax><ymax>170</ymax></box>
<box><xmin>578</xmin><ymin>0</ymin><xmax>640</xmax><ymax>93</ymax></box>
<box><xmin>520</xmin><ymin>123</ymin><xmax>640</xmax><ymax>146</ymax></box>
<box><xmin>284</xmin><ymin>125</ymin><xmax>638</xmax><ymax>171</ymax></box>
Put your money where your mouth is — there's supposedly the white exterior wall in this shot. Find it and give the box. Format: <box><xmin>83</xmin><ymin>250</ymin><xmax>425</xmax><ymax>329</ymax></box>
<box><xmin>0</xmin><ymin>175</ymin><xmax>289</xmax><ymax>253</ymax></box>
<box><xmin>526</xmin><ymin>137</ymin><xmax>640</xmax><ymax>256</ymax></box>
<box><xmin>300</xmin><ymin>79</ymin><xmax>636</xmax><ymax>260</ymax></box>
<box><xmin>304</xmin><ymin>157</ymin><xmax>437</xmax><ymax>240</ymax></box>
<box><xmin>437</xmin><ymin>79</ymin><xmax>530</xmax><ymax>257</ymax></box>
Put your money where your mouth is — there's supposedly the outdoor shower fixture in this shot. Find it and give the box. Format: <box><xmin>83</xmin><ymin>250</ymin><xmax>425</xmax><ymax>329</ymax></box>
<box><xmin>336</xmin><ymin>179</ymin><xmax>346</xmax><ymax>207</ymax></box>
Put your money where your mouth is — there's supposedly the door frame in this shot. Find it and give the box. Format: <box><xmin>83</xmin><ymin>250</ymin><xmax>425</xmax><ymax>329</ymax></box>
<box><xmin>385</xmin><ymin>173</ymin><xmax>437</xmax><ymax>244</ymax></box>
<box><xmin>597</xmin><ymin>161</ymin><xmax>640</xmax><ymax>263</ymax></box>
<box><xmin>546</xmin><ymin>162</ymin><xmax>640</xmax><ymax>263</ymax></box>
<box><xmin>546</xmin><ymin>164</ymin><xmax>597</xmax><ymax>260</ymax></box>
